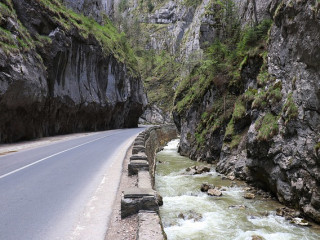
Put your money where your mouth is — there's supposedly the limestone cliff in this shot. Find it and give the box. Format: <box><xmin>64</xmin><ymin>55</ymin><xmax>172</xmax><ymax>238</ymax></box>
<box><xmin>62</xmin><ymin>0</ymin><xmax>114</xmax><ymax>22</ymax></box>
<box><xmin>172</xmin><ymin>0</ymin><xmax>320</xmax><ymax>223</ymax></box>
<box><xmin>0</xmin><ymin>0</ymin><xmax>146</xmax><ymax>142</ymax></box>
<box><xmin>113</xmin><ymin>0</ymin><xmax>218</xmax><ymax>123</ymax></box>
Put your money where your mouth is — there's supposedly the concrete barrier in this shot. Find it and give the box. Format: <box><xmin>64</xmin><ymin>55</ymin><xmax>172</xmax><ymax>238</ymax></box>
<box><xmin>121</xmin><ymin>124</ymin><xmax>177</xmax><ymax>240</ymax></box>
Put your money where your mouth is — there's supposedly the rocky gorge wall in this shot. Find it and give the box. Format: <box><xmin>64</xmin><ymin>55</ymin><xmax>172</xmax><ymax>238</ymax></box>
<box><xmin>61</xmin><ymin>0</ymin><xmax>114</xmax><ymax>22</ymax></box>
<box><xmin>172</xmin><ymin>0</ymin><xmax>320</xmax><ymax>223</ymax></box>
<box><xmin>112</xmin><ymin>0</ymin><xmax>222</xmax><ymax>124</ymax></box>
<box><xmin>0</xmin><ymin>0</ymin><xmax>146</xmax><ymax>142</ymax></box>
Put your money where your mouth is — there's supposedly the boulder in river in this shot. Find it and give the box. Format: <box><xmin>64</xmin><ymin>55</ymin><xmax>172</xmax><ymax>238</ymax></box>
<box><xmin>178</xmin><ymin>210</ymin><xmax>202</xmax><ymax>221</ymax></box>
<box><xmin>291</xmin><ymin>217</ymin><xmax>311</xmax><ymax>227</ymax></box>
<box><xmin>244</xmin><ymin>193</ymin><xmax>255</xmax><ymax>199</ymax></box>
<box><xmin>200</xmin><ymin>183</ymin><xmax>215</xmax><ymax>192</ymax></box>
<box><xmin>251</xmin><ymin>235</ymin><xmax>264</xmax><ymax>240</ymax></box>
<box><xmin>208</xmin><ymin>188</ymin><xmax>222</xmax><ymax>197</ymax></box>
<box><xmin>186</xmin><ymin>165</ymin><xmax>211</xmax><ymax>175</ymax></box>
<box><xmin>229</xmin><ymin>205</ymin><xmax>247</xmax><ymax>210</ymax></box>
<box><xmin>276</xmin><ymin>207</ymin><xmax>300</xmax><ymax>220</ymax></box>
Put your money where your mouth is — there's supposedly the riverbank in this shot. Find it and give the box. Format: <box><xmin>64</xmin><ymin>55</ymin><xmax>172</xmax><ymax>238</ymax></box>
<box><xmin>156</xmin><ymin>140</ymin><xmax>320</xmax><ymax>240</ymax></box>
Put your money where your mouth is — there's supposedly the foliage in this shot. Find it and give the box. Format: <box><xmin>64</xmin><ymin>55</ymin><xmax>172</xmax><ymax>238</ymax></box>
<box><xmin>147</xmin><ymin>0</ymin><xmax>154</xmax><ymax>12</ymax></box>
<box><xmin>0</xmin><ymin>1</ymin><xmax>35</xmax><ymax>53</ymax></box>
<box><xmin>0</xmin><ymin>0</ymin><xmax>138</xmax><ymax>76</ymax></box>
<box><xmin>233</xmin><ymin>99</ymin><xmax>246</xmax><ymax>121</ymax></box>
<box><xmin>182</xmin><ymin>0</ymin><xmax>202</xmax><ymax>7</ymax></box>
<box><xmin>119</xmin><ymin>0</ymin><xmax>129</xmax><ymax>12</ymax></box>
<box><xmin>137</xmin><ymin>49</ymin><xmax>181</xmax><ymax>112</ymax></box>
<box><xmin>237</xmin><ymin>19</ymin><xmax>272</xmax><ymax>53</ymax></box>
<box><xmin>255</xmin><ymin>113</ymin><xmax>279</xmax><ymax>141</ymax></box>
<box><xmin>252</xmin><ymin>81</ymin><xmax>282</xmax><ymax>110</ymax></box>
<box><xmin>224</xmin><ymin>98</ymin><xmax>245</xmax><ymax>140</ymax></box>
<box><xmin>230</xmin><ymin>135</ymin><xmax>242</xmax><ymax>149</ymax></box>
<box><xmin>282</xmin><ymin>93</ymin><xmax>299</xmax><ymax>124</ymax></box>
<box><xmin>194</xmin><ymin>94</ymin><xmax>236</xmax><ymax>145</ymax></box>
<box><xmin>175</xmin><ymin>15</ymin><xmax>273</xmax><ymax>115</ymax></box>
<box><xmin>315</xmin><ymin>142</ymin><xmax>320</xmax><ymax>153</ymax></box>
<box><xmin>173</xmin><ymin>0</ymin><xmax>273</xmax><ymax>151</ymax></box>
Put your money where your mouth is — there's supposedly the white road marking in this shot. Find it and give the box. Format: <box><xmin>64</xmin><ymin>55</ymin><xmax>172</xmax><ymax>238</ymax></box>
<box><xmin>69</xmin><ymin>135</ymin><xmax>137</xmax><ymax>240</ymax></box>
<box><xmin>0</xmin><ymin>132</ymin><xmax>120</xmax><ymax>180</ymax></box>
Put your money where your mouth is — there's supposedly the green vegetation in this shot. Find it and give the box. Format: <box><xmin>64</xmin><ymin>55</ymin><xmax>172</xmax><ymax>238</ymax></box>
<box><xmin>0</xmin><ymin>0</ymin><xmax>138</xmax><ymax>75</ymax></box>
<box><xmin>175</xmin><ymin>17</ymin><xmax>272</xmax><ymax>114</ymax></box>
<box><xmin>119</xmin><ymin>0</ymin><xmax>129</xmax><ymax>12</ymax></box>
<box><xmin>0</xmin><ymin>1</ymin><xmax>35</xmax><ymax>53</ymax></box>
<box><xmin>224</xmin><ymin>98</ymin><xmax>245</xmax><ymax>141</ymax></box>
<box><xmin>229</xmin><ymin>134</ymin><xmax>242</xmax><ymax>149</ymax></box>
<box><xmin>282</xmin><ymin>93</ymin><xmax>299</xmax><ymax>124</ymax></box>
<box><xmin>315</xmin><ymin>142</ymin><xmax>320</xmax><ymax>154</ymax></box>
<box><xmin>182</xmin><ymin>0</ymin><xmax>202</xmax><ymax>7</ymax></box>
<box><xmin>138</xmin><ymin>50</ymin><xmax>181</xmax><ymax>112</ymax></box>
<box><xmin>147</xmin><ymin>0</ymin><xmax>155</xmax><ymax>12</ymax></box>
<box><xmin>252</xmin><ymin>81</ymin><xmax>282</xmax><ymax>109</ymax></box>
<box><xmin>173</xmin><ymin>0</ymin><xmax>273</xmax><ymax>149</ymax></box>
<box><xmin>194</xmin><ymin>94</ymin><xmax>237</xmax><ymax>145</ymax></box>
<box><xmin>243</xmin><ymin>88</ymin><xmax>258</xmax><ymax>102</ymax></box>
<box><xmin>255</xmin><ymin>113</ymin><xmax>279</xmax><ymax>141</ymax></box>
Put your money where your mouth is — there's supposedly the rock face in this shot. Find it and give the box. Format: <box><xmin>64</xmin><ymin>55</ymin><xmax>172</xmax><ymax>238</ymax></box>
<box><xmin>139</xmin><ymin>104</ymin><xmax>171</xmax><ymax>124</ymax></box>
<box><xmin>0</xmin><ymin>0</ymin><xmax>146</xmax><ymax>142</ymax></box>
<box><xmin>62</xmin><ymin>0</ymin><xmax>114</xmax><ymax>21</ymax></box>
<box><xmin>246</xmin><ymin>0</ymin><xmax>320</xmax><ymax>222</ymax></box>
<box><xmin>114</xmin><ymin>0</ymin><xmax>219</xmax><ymax>123</ymax></box>
<box><xmin>172</xmin><ymin>0</ymin><xmax>320</xmax><ymax>223</ymax></box>
<box><xmin>121</xmin><ymin>0</ymin><xmax>213</xmax><ymax>60</ymax></box>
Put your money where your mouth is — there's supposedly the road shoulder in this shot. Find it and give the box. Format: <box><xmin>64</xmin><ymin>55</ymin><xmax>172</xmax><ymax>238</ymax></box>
<box><xmin>105</xmin><ymin>144</ymin><xmax>139</xmax><ymax>240</ymax></box>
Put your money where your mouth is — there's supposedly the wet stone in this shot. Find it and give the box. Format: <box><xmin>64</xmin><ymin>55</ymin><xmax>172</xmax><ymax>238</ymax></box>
<box><xmin>291</xmin><ymin>217</ymin><xmax>311</xmax><ymax>227</ymax></box>
<box><xmin>251</xmin><ymin>235</ymin><xmax>264</xmax><ymax>240</ymax></box>
<box><xmin>244</xmin><ymin>193</ymin><xmax>255</xmax><ymax>199</ymax></box>
<box><xmin>185</xmin><ymin>165</ymin><xmax>211</xmax><ymax>175</ymax></box>
<box><xmin>200</xmin><ymin>183</ymin><xmax>215</xmax><ymax>192</ymax></box>
<box><xmin>207</xmin><ymin>188</ymin><xmax>222</xmax><ymax>197</ymax></box>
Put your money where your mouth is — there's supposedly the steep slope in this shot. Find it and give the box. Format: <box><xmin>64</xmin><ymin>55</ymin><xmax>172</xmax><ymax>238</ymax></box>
<box><xmin>0</xmin><ymin>0</ymin><xmax>146</xmax><ymax>142</ymax></box>
<box><xmin>173</xmin><ymin>0</ymin><xmax>320</xmax><ymax>223</ymax></box>
<box><xmin>112</xmin><ymin>0</ymin><xmax>219</xmax><ymax>123</ymax></box>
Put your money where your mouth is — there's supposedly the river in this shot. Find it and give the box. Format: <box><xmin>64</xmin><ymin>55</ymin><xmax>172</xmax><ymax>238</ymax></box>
<box><xmin>155</xmin><ymin>139</ymin><xmax>320</xmax><ymax>240</ymax></box>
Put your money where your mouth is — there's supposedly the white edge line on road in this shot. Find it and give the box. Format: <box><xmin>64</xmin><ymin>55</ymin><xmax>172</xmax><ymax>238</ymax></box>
<box><xmin>0</xmin><ymin>132</ymin><xmax>120</xmax><ymax>180</ymax></box>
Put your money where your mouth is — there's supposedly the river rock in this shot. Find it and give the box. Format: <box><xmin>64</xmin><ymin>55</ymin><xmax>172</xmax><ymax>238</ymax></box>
<box><xmin>229</xmin><ymin>205</ymin><xmax>247</xmax><ymax>210</ymax></box>
<box><xmin>227</xmin><ymin>175</ymin><xmax>235</xmax><ymax>181</ymax></box>
<box><xmin>178</xmin><ymin>210</ymin><xmax>202</xmax><ymax>221</ymax></box>
<box><xmin>290</xmin><ymin>218</ymin><xmax>311</xmax><ymax>227</ymax></box>
<box><xmin>185</xmin><ymin>165</ymin><xmax>211</xmax><ymax>175</ymax></box>
<box><xmin>276</xmin><ymin>207</ymin><xmax>300</xmax><ymax>220</ymax></box>
<box><xmin>200</xmin><ymin>183</ymin><xmax>215</xmax><ymax>192</ymax></box>
<box><xmin>208</xmin><ymin>189</ymin><xmax>222</xmax><ymax>197</ymax></box>
<box><xmin>251</xmin><ymin>235</ymin><xmax>264</xmax><ymax>240</ymax></box>
<box><xmin>244</xmin><ymin>193</ymin><xmax>255</xmax><ymax>199</ymax></box>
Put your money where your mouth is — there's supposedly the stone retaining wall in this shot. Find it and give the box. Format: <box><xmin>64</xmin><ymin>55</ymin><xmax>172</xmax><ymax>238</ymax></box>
<box><xmin>121</xmin><ymin>124</ymin><xmax>178</xmax><ymax>240</ymax></box>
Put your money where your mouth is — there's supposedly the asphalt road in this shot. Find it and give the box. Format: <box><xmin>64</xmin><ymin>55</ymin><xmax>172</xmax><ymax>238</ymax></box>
<box><xmin>0</xmin><ymin>127</ymin><xmax>145</xmax><ymax>240</ymax></box>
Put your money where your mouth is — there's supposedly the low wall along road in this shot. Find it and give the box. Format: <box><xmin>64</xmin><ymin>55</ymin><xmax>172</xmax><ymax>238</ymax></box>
<box><xmin>121</xmin><ymin>125</ymin><xmax>178</xmax><ymax>240</ymax></box>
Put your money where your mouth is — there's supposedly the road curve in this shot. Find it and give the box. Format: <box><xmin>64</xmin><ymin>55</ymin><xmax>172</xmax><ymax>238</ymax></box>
<box><xmin>0</xmin><ymin>127</ymin><xmax>145</xmax><ymax>240</ymax></box>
